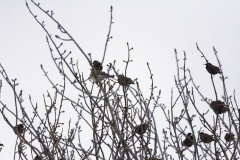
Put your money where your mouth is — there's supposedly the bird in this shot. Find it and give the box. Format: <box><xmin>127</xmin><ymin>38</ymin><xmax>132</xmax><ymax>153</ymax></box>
<box><xmin>92</xmin><ymin>60</ymin><xmax>103</xmax><ymax>71</ymax></box>
<box><xmin>224</xmin><ymin>133</ymin><xmax>234</xmax><ymax>142</ymax></box>
<box><xmin>117</xmin><ymin>75</ymin><xmax>134</xmax><ymax>86</ymax></box>
<box><xmin>13</xmin><ymin>124</ymin><xmax>24</xmax><ymax>135</ymax></box>
<box><xmin>205</xmin><ymin>62</ymin><xmax>222</xmax><ymax>75</ymax></box>
<box><xmin>182</xmin><ymin>133</ymin><xmax>193</xmax><ymax>147</ymax></box>
<box><xmin>134</xmin><ymin>123</ymin><xmax>149</xmax><ymax>135</ymax></box>
<box><xmin>199</xmin><ymin>132</ymin><xmax>215</xmax><ymax>143</ymax></box>
<box><xmin>90</xmin><ymin>69</ymin><xmax>114</xmax><ymax>82</ymax></box>
<box><xmin>210</xmin><ymin>100</ymin><xmax>229</xmax><ymax>114</ymax></box>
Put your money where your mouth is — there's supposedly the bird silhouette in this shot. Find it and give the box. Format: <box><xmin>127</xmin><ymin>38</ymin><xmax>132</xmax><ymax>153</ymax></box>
<box><xmin>182</xmin><ymin>133</ymin><xmax>193</xmax><ymax>147</ymax></box>
<box><xmin>134</xmin><ymin>123</ymin><xmax>149</xmax><ymax>135</ymax></box>
<box><xmin>90</xmin><ymin>69</ymin><xmax>114</xmax><ymax>82</ymax></box>
<box><xmin>13</xmin><ymin>124</ymin><xmax>24</xmax><ymax>135</ymax></box>
<box><xmin>117</xmin><ymin>75</ymin><xmax>134</xmax><ymax>86</ymax></box>
<box><xmin>199</xmin><ymin>132</ymin><xmax>215</xmax><ymax>143</ymax></box>
<box><xmin>224</xmin><ymin>133</ymin><xmax>234</xmax><ymax>142</ymax></box>
<box><xmin>205</xmin><ymin>62</ymin><xmax>221</xmax><ymax>75</ymax></box>
<box><xmin>210</xmin><ymin>100</ymin><xmax>229</xmax><ymax>114</ymax></box>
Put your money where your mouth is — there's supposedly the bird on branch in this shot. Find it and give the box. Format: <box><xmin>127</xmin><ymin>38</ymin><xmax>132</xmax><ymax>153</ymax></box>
<box><xmin>205</xmin><ymin>62</ymin><xmax>221</xmax><ymax>75</ymax></box>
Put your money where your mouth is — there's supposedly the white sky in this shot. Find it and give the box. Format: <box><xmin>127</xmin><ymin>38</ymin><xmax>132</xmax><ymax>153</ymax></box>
<box><xmin>0</xmin><ymin>1</ymin><xmax>240</xmax><ymax>159</ymax></box>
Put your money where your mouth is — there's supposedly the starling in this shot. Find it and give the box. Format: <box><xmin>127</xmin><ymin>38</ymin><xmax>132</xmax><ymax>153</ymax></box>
<box><xmin>210</xmin><ymin>100</ymin><xmax>229</xmax><ymax>114</ymax></box>
<box><xmin>205</xmin><ymin>62</ymin><xmax>221</xmax><ymax>75</ymax></box>
<box><xmin>199</xmin><ymin>132</ymin><xmax>215</xmax><ymax>143</ymax></box>
<box><xmin>13</xmin><ymin>124</ymin><xmax>24</xmax><ymax>135</ymax></box>
<box><xmin>134</xmin><ymin>123</ymin><xmax>149</xmax><ymax>135</ymax></box>
<box><xmin>182</xmin><ymin>133</ymin><xmax>193</xmax><ymax>147</ymax></box>
<box><xmin>92</xmin><ymin>60</ymin><xmax>103</xmax><ymax>71</ymax></box>
<box><xmin>224</xmin><ymin>133</ymin><xmax>234</xmax><ymax>142</ymax></box>
<box><xmin>90</xmin><ymin>69</ymin><xmax>114</xmax><ymax>82</ymax></box>
<box><xmin>117</xmin><ymin>75</ymin><xmax>134</xmax><ymax>86</ymax></box>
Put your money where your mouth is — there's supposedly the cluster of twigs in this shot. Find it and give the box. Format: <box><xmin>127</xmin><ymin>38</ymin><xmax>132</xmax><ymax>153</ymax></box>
<box><xmin>0</xmin><ymin>1</ymin><xmax>239</xmax><ymax>160</ymax></box>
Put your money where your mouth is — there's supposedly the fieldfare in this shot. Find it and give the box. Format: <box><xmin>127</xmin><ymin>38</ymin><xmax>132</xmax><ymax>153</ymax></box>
<box><xmin>199</xmin><ymin>132</ymin><xmax>215</xmax><ymax>143</ymax></box>
<box><xmin>90</xmin><ymin>69</ymin><xmax>114</xmax><ymax>82</ymax></box>
<box><xmin>210</xmin><ymin>100</ymin><xmax>229</xmax><ymax>114</ymax></box>
<box><xmin>117</xmin><ymin>75</ymin><xmax>134</xmax><ymax>86</ymax></box>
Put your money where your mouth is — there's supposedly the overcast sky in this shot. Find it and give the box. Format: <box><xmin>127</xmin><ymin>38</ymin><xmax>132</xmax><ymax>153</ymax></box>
<box><xmin>1</xmin><ymin>1</ymin><xmax>240</xmax><ymax>159</ymax></box>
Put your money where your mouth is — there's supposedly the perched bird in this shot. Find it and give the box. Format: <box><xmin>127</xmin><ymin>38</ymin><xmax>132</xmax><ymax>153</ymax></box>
<box><xmin>199</xmin><ymin>132</ymin><xmax>215</xmax><ymax>143</ymax></box>
<box><xmin>117</xmin><ymin>75</ymin><xmax>134</xmax><ymax>86</ymax></box>
<box><xmin>134</xmin><ymin>123</ymin><xmax>149</xmax><ymax>135</ymax></box>
<box><xmin>13</xmin><ymin>124</ymin><xmax>24</xmax><ymax>135</ymax></box>
<box><xmin>224</xmin><ymin>133</ymin><xmax>234</xmax><ymax>142</ymax></box>
<box><xmin>210</xmin><ymin>100</ymin><xmax>229</xmax><ymax>114</ymax></box>
<box><xmin>90</xmin><ymin>69</ymin><xmax>114</xmax><ymax>82</ymax></box>
<box><xmin>182</xmin><ymin>133</ymin><xmax>193</xmax><ymax>147</ymax></box>
<box><xmin>92</xmin><ymin>60</ymin><xmax>103</xmax><ymax>71</ymax></box>
<box><xmin>205</xmin><ymin>62</ymin><xmax>222</xmax><ymax>75</ymax></box>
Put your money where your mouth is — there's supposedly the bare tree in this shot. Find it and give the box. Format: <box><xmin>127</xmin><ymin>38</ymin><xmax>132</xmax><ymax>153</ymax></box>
<box><xmin>0</xmin><ymin>1</ymin><xmax>239</xmax><ymax>160</ymax></box>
